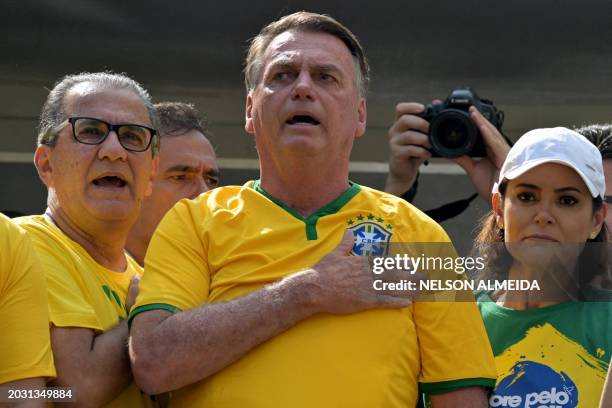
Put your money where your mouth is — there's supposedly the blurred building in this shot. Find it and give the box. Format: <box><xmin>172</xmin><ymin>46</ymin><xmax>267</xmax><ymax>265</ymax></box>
<box><xmin>2</xmin><ymin>0</ymin><xmax>612</xmax><ymax>253</ymax></box>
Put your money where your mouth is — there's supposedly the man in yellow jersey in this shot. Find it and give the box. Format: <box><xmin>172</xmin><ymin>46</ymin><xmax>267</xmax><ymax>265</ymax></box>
<box><xmin>0</xmin><ymin>214</ymin><xmax>55</xmax><ymax>407</ymax></box>
<box><xmin>15</xmin><ymin>72</ymin><xmax>158</xmax><ymax>407</ymax></box>
<box><xmin>130</xmin><ymin>12</ymin><xmax>496</xmax><ymax>407</ymax></box>
<box><xmin>126</xmin><ymin>102</ymin><xmax>219</xmax><ymax>266</ymax></box>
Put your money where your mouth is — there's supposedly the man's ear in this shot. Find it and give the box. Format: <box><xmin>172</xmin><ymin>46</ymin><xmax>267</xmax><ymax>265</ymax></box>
<box><xmin>34</xmin><ymin>145</ymin><xmax>54</xmax><ymax>188</ymax></box>
<box><xmin>145</xmin><ymin>156</ymin><xmax>159</xmax><ymax>197</ymax></box>
<box><xmin>354</xmin><ymin>97</ymin><xmax>367</xmax><ymax>138</ymax></box>
<box><xmin>245</xmin><ymin>93</ymin><xmax>255</xmax><ymax>135</ymax></box>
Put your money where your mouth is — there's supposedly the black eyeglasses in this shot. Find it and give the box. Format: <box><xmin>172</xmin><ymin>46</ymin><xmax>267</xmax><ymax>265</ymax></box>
<box><xmin>67</xmin><ymin>117</ymin><xmax>157</xmax><ymax>152</ymax></box>
<box><xmin>605</xmin><ymin>195</ymin><xmax>612</xmax><ymax>204</ymax></box>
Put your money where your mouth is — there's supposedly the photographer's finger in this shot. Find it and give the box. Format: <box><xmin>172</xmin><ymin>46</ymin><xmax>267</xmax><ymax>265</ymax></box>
<box><xmin>468</xmin><ymin>106</ymin><xmax>493</xmax><ymax>133</ymax></box>
<box><xmin>391</xmin><ymin>114</ymin><xmax>430</xmax><ymax>136</ymax></box>
<box><xmin>395</xmin><ymin>102</ymin><xmax>425</xmax><ymax>119</ymax></box>
<box><xmin>451</xmin><ymin>155</ymin><xmax>476</xmax><ymax>173</ymax></box>
<box><xmin>469</xmin><ymin>107</ymin><xmax>507</xmax><ymax>146</ymax></box>
<box><xmin>390</xmin><ymin>130</ymin><xmax>432</xmax><ymax>149</ymax></box>
<box><xmin>391</xmin><ymin>144</ymin><xmax>432</xmax><ymax>161</ymax></box>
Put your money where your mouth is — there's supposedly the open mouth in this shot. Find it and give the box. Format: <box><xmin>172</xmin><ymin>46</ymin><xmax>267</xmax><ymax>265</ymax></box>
<box><xmin>286</xmin><ymin>115</ymin><xmax>320</xmax><ymax>125</ymax></box>
<box><xmin>92</xmin><ymin>175</ymin><xmax>127</xmax><ymax>188</ymax></box>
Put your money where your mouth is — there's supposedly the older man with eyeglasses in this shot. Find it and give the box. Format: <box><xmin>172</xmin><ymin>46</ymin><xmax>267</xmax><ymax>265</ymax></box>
<box><xmin>14</xmin><ymin>72</ymin><xmax>159</xmax><ymax>407</ymax></box>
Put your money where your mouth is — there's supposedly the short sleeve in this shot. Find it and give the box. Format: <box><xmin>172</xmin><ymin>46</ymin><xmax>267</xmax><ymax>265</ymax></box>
<box><xmin>0</xmin><ymin>222</ymin><xmax>56</xmax><ymax>383</ymax></box>
<box><xmin>26</xmin><ymin>231</ymin><xmax>101</xmax><ymax>330</ymax></box>
<box><xmin>393</xmin><ymin>206</ymin><xmax>497</xmax><ymax>393</ymax></box>
<box><xmin>130</xmin><ymin>199</ymin><xmax>211</xmax><ymax>323</ymax></box>
<box><xmin>412</xmin><ymin>235</ymin><xmax>497</xmax><ymax>393</ymax></box>
<box><xmin>415</xmin><ymin>301</ymin><xmax>497</xmax><ymax>393</ymax></box>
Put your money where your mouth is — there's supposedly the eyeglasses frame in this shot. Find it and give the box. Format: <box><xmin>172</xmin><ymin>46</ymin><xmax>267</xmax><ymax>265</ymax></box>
<box><xmin>67</xmin><ymin>116</ymin><xmax>157</xmax><ymax>152</ymax></box>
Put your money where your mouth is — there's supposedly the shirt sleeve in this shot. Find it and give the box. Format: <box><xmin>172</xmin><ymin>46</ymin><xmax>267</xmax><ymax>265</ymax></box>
<box><xmin>130</xmin><ymin>199</ymin><xmax>211</xmax><ymax>323</ymax></box>
<box><xmin>415</xmin><ymin>301</ymin><xmax>497</xmax><ymax>393</ymax></box>
<box><xmin>26</xmin><ymin>227</ymin><xmax>101</xmax><ymax>331</ymax></box>
<box><xmin>394</xmin><ymin>208</ymin><xmax>497</xmax><ymax>393</ymax></box>
<box><xmin>0</xmin><ymin>222</ymin><xmax>56</xmax><ymax>383</ymax></box>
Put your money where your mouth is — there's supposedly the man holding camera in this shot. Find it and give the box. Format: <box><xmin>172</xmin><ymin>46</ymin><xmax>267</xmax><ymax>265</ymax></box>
<box><xmin>385</xmin><ymin>91</ymin><xmax>510</xmax><ymax>216</ymax></box>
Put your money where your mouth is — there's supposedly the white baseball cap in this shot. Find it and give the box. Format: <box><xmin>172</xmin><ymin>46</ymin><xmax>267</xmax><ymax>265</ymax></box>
<box><xmin>493</xmin><ymin>127</ymin><xmax>605</xmax><ymax>198</ymax></box>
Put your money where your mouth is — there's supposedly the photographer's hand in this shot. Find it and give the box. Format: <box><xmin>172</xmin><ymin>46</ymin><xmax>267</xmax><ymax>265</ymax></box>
<box><xmin>453</xmin><ymin>106</ymin><xmax>510</xmax><ymax>203</ymax></box>
<box><xmin>385</xmin><ymin>102</ymin><xmax>432</xmax><ymax>196</ymax></box>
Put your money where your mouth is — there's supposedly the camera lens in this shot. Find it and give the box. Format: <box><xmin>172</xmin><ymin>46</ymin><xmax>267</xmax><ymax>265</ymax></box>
<box><xmin>429</xmin><ymin>110</ymin><xmax>477</xmax><ymax>158</ymax></box>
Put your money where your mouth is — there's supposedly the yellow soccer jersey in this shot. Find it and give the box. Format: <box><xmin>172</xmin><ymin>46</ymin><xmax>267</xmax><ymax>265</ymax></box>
<box><xmin>0</xmin><ymin>214</ymin><xmax>55</xmax><ymax>384</ymax></box>
<box><xmin>15</xmin><ymin>214</ymin><xmax>146</xmax><ymax>407</ymax></box>
<box><xmin>133</xmin><ymin>181</ymin><xmax>497</xmax><ymax>407</ymax></box>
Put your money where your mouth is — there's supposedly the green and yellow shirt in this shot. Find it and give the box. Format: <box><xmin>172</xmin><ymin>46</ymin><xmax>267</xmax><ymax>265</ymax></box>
<box><xmin>133</xmin><ymin>181</ymin><xmax>497</xmax><ymax>407</ymax></box>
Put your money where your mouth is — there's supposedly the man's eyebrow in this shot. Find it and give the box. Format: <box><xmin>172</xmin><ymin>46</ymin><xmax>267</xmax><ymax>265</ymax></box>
<box><xmin>267</xmin><ymin>58</ymin><xmax>296</xmax><ymax>70</ymax></box>
<box><xmin>165</xmin><ymin>165</ymin><xmax>199</xmax><ymax>173</ymax></box>
<box><xmin>314</xmin><ymin>63</ymin><xmax>342</xmax><ymax>74</ymax></box>
<box><xmin>166</xmin><ymin>165</ymin><xmax>220</xmax><ymax>177</ymax></box>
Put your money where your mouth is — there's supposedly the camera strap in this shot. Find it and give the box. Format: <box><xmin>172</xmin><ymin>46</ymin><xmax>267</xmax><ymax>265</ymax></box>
<box><xmin>399</xmin><ymin>172</ymin><xmax>479</xmax><ymax>223</ymax></box>
<box><xmin>423</xmin><ymin>193</ymin><xmax>478</xmax><ymax>222</ymax></box>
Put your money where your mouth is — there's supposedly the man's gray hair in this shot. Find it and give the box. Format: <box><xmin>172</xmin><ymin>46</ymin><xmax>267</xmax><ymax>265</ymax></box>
<box><xmin>37</xmin><ymin>72</ymin><xmax>160</xmax><ymax>155</ymax></box>
<box><xmin>244</xmin><ymin>11</ymin><xmax>370</xmax><ymax>97</ymax></box>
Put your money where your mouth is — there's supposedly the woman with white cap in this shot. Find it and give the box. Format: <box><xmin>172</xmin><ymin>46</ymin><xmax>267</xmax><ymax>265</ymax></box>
<box><xmin>471</xmin><ymin>127</ymin><xmax>610</xmax><ymax>407</ymax></box>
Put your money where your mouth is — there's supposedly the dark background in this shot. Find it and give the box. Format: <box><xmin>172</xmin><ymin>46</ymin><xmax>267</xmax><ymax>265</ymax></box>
<box><xmin>2</xmin><ymin>0</ymin><xmax>611</xmax><ymax>253</ymax></box>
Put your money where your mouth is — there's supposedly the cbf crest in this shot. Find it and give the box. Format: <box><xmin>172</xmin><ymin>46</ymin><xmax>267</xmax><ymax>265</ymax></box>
<box><xmin>346</xmin><ymin>214</ymin><xmax>393</xmax><ymax>256</ymax></box>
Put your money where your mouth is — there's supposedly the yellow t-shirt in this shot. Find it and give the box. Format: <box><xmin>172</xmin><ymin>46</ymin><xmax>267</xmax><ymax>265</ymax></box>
<box><xmin>0</xmin><ymin>214</ymin><xmax>55</xmax><ymax>384</ymax></box>
<box><xmin>15</xmin><ymin>215</ymin><xmax>146</xmax><ymax>407</ymax></box>
<box><xmin>133</xmin><ymin>182</ymin><xmax>497</xmax><ymax>407</ymax></box>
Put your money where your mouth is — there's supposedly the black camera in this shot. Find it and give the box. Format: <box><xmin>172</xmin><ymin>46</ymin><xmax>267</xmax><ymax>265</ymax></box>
<box><xmin>419</xmin><ymin>88</ymin><xmax>504</xmax><ymax>158</ymax></box>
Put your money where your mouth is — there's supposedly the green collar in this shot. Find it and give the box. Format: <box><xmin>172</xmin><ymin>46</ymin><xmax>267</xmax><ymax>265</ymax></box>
<box><xmin>251</xmin><ymin>180</ymin><xmax>361</xmax><ymax>240</ymax></box>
